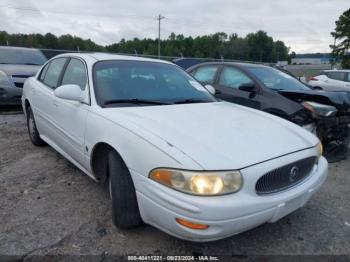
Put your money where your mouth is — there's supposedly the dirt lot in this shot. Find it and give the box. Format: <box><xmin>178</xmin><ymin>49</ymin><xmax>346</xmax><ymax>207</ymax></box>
<box><xmin>0</xmin><ymin>109</ymin><xmax>350</xmax><ymax>261</ymax></box>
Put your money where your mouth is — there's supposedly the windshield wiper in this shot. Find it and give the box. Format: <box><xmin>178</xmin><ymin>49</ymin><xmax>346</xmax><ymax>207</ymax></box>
<box><xmin>103</xmin><ymin>98</ymin><xmax>171</xmax><ymax>106</ymax></box>
<box><xmin>173</xmin><ymin>99</ymin><xmax>210</xmax><ymax>104</ymax></box>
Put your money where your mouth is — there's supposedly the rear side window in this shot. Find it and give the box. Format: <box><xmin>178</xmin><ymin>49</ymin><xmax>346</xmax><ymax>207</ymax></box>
<box><xmin>61</xmin><ymin>58</ymin><xmax>87</xmax><ymax>90</ymax></box>
<box><xmin>39</xmin><ymin>63</ymin><xmax>50</xmax><ymax>81</ymax></box>
<box><xmin>42</xmin><ymin>58</ymin><xmax>67</xmax><ymax>89</ymax></box>
<box><xmin>327</xmin><ymin>71</ymin><xmax>346</xmax><ymax>81</ymax></box>
<box><xmin>191</xmin><ymin>65</ymin><xmax>219</xmax><ymax>84</ymax></box>
<box><xmin>219</xmin><ymin>67</ymin><xmax>253</xmax><ymax>89</ymax></box>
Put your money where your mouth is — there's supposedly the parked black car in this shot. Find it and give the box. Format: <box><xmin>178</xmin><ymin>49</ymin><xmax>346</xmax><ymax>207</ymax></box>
<box><xmin>187</xmin><ymin>62</ymin><xmax>350</xmax><ymax>162</ymax></box>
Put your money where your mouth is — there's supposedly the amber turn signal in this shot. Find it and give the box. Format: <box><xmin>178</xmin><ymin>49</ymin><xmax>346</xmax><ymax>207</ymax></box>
<box><xmin>176</xmin><ymin>218</ymin><xmax>209</xmax><ymax>230</ymax></box>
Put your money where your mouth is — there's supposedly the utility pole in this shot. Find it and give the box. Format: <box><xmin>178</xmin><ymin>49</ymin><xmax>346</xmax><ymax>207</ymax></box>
<box><xmin>157</xmin><ymin>14</ymin><xmax>165</xmax><ymax>59</ymax></box>
<box><xmin>332</xmin><ymin>35</ymin><xmax>336</xmax><ymax>69</ymax></box>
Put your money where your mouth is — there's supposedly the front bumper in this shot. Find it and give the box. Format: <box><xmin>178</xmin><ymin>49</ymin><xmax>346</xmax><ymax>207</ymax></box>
<box><xmin>131</xmin><ymin>150</ymin><xmax>328</xmax><ymax>242</ymax></box>
<box><xmin>0</xmin><ymin>86</ymin><xmax>23</xmax><ymax>105</ymax></box>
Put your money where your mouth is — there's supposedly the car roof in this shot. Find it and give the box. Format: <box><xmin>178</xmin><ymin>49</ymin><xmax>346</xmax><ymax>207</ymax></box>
<box><xmin>188</xmin><ymin>61</ymin><xmax>268</xmax><ymax>70</ymax></box>
<box><xmin>54</xmin><ymin>52</ymin><xmax>172</xmax><ymax>64</ymax></box>
<box><xmin>323</xmin><ymin>69</ymin><xmax>350</xmax><ymax>73</ymax></box>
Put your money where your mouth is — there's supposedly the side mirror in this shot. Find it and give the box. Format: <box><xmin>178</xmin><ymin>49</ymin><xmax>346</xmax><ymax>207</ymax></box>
<box><xmin>54</xmin><ymin>84</ymin><xmax>84</xmax><ymax>102</ymax></box>
<box><xmin>205</xmin><ymin>84</ymin><xmax>216</xmax><ymax>95</ymax></box>
<box><xmin>239</xmin><ymin>83</ymin><xmax>256</xmax><ymax>93</ymax></box>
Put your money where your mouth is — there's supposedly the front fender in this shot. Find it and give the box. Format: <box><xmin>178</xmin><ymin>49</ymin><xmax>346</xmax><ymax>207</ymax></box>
<box><xmin>85</xmin><ymin>109</ymin><xmax>202</xmax><ymax>177</ymax></box>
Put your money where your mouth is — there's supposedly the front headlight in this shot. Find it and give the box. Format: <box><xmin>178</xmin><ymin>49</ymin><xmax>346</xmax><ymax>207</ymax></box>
<box><xmin>149</xmin><ymin>169</ymin><xmax>243</xmax><ymax>195</ymax></box>
<box><xmin>302</xmin><ymin>101</ymin><xmax>338</xmax><ymax>117</ymax></box>
<box><xmin>316</xmin><ymin>142</ymin><xmax>323</xmax><ymax>158</ymax></box>
<box><xmin>0</xmin><ymin>70</ymin><xmax>9</xmax><ymax>82</ymax></box>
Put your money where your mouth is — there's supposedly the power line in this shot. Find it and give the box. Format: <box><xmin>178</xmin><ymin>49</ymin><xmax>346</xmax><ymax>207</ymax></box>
<box><xmin>0</xmin><ymin>4</ymin><xmax>155</xmax><ymax>20</ymax></box>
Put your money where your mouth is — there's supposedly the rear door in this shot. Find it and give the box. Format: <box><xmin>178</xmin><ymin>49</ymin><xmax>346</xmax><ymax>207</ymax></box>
<box><xmin>52</xmin><ymin>57</ymin><xmax>90</xmax><ymax>166</ymax></box>
<box><xmin>190</xmin><ymin>64</ymin><xmax>220</xmax><ymax>86</ymax></box>
<box><xmin>214</xmin><ymin>66</ymin><xmax>261</xmax><ymax>109</ymax></box>
<box><xmin>32</xmin><ymin>57</ymin><xmax>68</xmax><ymax>141</ymax></box>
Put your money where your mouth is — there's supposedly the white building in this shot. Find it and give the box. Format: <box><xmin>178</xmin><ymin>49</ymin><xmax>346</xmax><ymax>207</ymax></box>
<box><xmin>291</xmin><ymin>58</ymin><xmax>322</xmax><ymax>65</ymax></box>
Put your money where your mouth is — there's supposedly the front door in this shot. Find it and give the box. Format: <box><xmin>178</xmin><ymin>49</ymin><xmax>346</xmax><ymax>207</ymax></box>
<box><xmin>214</xmin><ymin>66</ymin><xmax>261</xmax><ymax>109</ymax></box>
<box><xmin>52</xmin><ymin>58</ymin><xmax>90</xmax><ymax>166</ymax></box>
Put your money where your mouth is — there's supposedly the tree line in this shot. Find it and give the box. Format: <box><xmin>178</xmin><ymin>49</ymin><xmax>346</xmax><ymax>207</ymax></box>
<box><xmin>0</xmin><ymin>30</ymin><xmax>292</xmax><ymax>63</ymax></box>
<box><xmin>330</xmin><ymin>8</ymin><xmax>350</xmax><ymax>69</ymax></box>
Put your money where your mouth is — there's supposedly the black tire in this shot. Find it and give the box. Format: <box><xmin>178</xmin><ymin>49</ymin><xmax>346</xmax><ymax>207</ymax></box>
<box><xmin>108</xmin><ymin>150</ymin><xmax>143</xmax><ymax>229</ymax></box>
<box><xmin>26</xmin><ymin>106</ymin><xmax>46</xmax><ymax>146</ymax></box>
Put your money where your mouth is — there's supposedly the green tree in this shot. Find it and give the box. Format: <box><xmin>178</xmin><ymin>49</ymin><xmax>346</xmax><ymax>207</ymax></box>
<box><xmin>331</xmin><ymin>8</ymin><xmax>350</xmax><ymax>69</ymax></box>
<box><xmin>246</xmin><ymin>31</ymin><xmax>275</xmax><ymax>62</ymax></box>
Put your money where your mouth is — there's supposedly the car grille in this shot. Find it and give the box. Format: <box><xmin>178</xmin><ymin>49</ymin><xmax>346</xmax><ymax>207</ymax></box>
<box><xmin>11</xmin><ymin>75</ymin><xmax>32</xmax><ymax>89</ymax></box>
<box><xmin>255</xmin><ymin>157</ymin><xmax>317</xmax><ymax>195</ymax></box>
<box><xmin>14</xmin><ymin>82</ymin><xmax>24</xmax><ymax>88</ymax></box>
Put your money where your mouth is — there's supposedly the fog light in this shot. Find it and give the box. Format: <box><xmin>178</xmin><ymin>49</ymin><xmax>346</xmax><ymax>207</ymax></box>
<box><xmin>176</xmin><ymin>218</ymin><xmax>209</xmax><ymax>230</ymax></box>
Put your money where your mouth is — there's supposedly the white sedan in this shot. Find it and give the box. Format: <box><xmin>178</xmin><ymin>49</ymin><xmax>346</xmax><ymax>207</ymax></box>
<box><xmin>22</xmin><ymin>53</ymin><xmax>328</xmax><ymax>242</ymax></box>
<box><xmin>308</xmin><ymin>69</ymin><xmax>350</xmax><ymax>91</ymax></box>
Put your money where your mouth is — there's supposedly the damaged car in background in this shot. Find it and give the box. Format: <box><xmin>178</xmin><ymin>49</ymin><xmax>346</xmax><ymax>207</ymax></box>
<box><xmin>187</xmin><ymin>62</ymin><xmax>350</xmax><ymax>162</ymax></box>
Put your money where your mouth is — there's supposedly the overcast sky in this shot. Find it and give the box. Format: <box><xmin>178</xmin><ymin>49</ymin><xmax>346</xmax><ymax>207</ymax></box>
<box><xmin>0</xmin><ymin>0</ymin><xmax>348</xmax><ymax>53</ymax></box>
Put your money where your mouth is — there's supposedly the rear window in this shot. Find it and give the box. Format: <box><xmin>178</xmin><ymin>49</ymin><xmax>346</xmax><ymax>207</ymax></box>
<box><xmin>0</xmin><ymin>48</ymin><xmax>47</xmax><ymax>65</ymax></box>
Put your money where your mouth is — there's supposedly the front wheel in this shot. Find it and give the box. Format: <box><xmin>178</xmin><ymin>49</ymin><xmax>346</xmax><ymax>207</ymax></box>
<box><xmin>108</xmin><ymin>150</ymin><xmax>143</xmax><ymax>229</ymax></box>
<box><xmin>26</xmin><ymin>106</ymin><xmax>46</xmax><ymax>146</ymax></box>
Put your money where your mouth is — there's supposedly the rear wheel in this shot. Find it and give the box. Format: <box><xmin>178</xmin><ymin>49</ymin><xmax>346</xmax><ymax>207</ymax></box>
<box><xmin>108</xmin><ymin>150</ymin><xmax>143</xmax><ymax>229</ymax></box>
<box><xmin>26</xmin><ymin>106</ymin><xmax>46</xmax><ymax>146</ymax></box>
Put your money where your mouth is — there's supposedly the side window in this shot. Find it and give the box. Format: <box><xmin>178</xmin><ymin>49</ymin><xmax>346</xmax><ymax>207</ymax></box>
<box><xmin>42</xmin><ymin>58</ymin><xmax>67</xmax><ymax>89</ymax></box>
<box><xmin>39</xmin><ymin>63</ymin><xmax>50</xmax><ymax>81</ymax></box>
<box><xmin>192</xmin><ymin>66</ymin><xmax>219</xmax><ymax>84</ymax></box>
<box><xmin>219</xmin><ymin>67</ymin><xmax>253</xmax><ymax>89</ymax></box>
<box><xmin>328</xmin><ymin>72</ymin><xmax>346</xmax><ymax>81</ymax></box>
<box><xmin>61</xmin><ymin>58</ymin><xmax>87</xmax><ymax>90</ymax></box>
<box><xmin>346</xmin><ymin>73</ymin><xmax>350</xmax><ymax>82</ymax></box>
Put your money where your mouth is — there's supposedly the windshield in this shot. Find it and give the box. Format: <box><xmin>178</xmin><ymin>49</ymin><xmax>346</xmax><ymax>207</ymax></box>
<box><xmin>248</xmin><ymin>67</ymin><xmax>311</xmax><ymax>91</ymax></box>
<box><xmin>93</xmin><ymin>60</ymin><xmax>216</xmax><ymax>107</ymax></box>
<box><xmin>0</xmin><ymin>48</ymin><xmax>47</xmax><ymax>65</ymax></box>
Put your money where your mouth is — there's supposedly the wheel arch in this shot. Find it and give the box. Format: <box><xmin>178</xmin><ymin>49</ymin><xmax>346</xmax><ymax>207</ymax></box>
<box><xmin>24</xmin><ymin>99</ymin><xmax>31</xmax><ymax>115</ymax></box>
<box><xmin>90</xmin><ymin>142</ymin><xmax>128</xmax><ymax>183</ymax></box>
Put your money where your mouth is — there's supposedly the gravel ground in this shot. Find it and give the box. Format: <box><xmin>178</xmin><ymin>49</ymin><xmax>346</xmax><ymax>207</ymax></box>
<box><xmin>0</xmin><ymin>109</ymin><xmax>349</xmax><ymax>261</ymax></box>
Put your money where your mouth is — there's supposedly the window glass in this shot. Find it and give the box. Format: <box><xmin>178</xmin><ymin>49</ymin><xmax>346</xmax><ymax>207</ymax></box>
<box><xmin>219</xmin><ymin>67</ymin><xmax>253</xmax><ymax>89</ymax></box>
<box><xmin>192</xmin><ymin>66</ymin><xmax>218</xmax><ymax>84</ymax></box>
<box><xmin>93</xmin><ymin>60</ymin><xmax>215</xmax><ymax>106</ymax></box>
<box><xmin>43</xmin><ymin>58</ymin><xmax>67</xmax><ymax>88</ymax></box>
<box><xmin>0</xmin><ymin>48</ymin><xmax>47</xmax><ymax>65</ymax></box>
<box><xmin>39</xmin><ymin>63</ymin><xmax>50</xmax><ymax>81</ymax></box>
<box><xmin>328</xmin><ymin>72</ymin><xmax>346</xmax><ymax>81</ymax></box>
<box><xmin>61</xmin><ymin>58</ymin><xmax>87</xmax><ymax>90</ymax></box>
<box><xmin>249</xmin><ymin>67</ymin><xmax>310</xmax><ymax>91</ymax></box>
<box><xmin>346</xmin><ymin>73</ymin><xmax>350</xmax><ymax>82</ymax></box>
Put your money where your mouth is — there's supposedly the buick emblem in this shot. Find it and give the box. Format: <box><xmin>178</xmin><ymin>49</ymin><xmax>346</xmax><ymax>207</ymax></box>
<box><xmin>289</xmin><ymin>166</ymin><xmax>299</xmax><ymax>182</ymax></box>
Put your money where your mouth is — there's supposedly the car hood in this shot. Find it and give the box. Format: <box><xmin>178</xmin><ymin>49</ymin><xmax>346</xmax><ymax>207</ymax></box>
<box><xmin>103</xmin><ymin>102</ymin><xmax>318</xmax><ymax>170</ymax></box>
<box><xmin>278</xmin><ymin>89</ymin><xmax>350</xmax><ymax>112</ymax></box>
<box><xmin>0</xmin><ymin>64</ymin><xmax>41</xmax><ymax>77</ymax></box>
